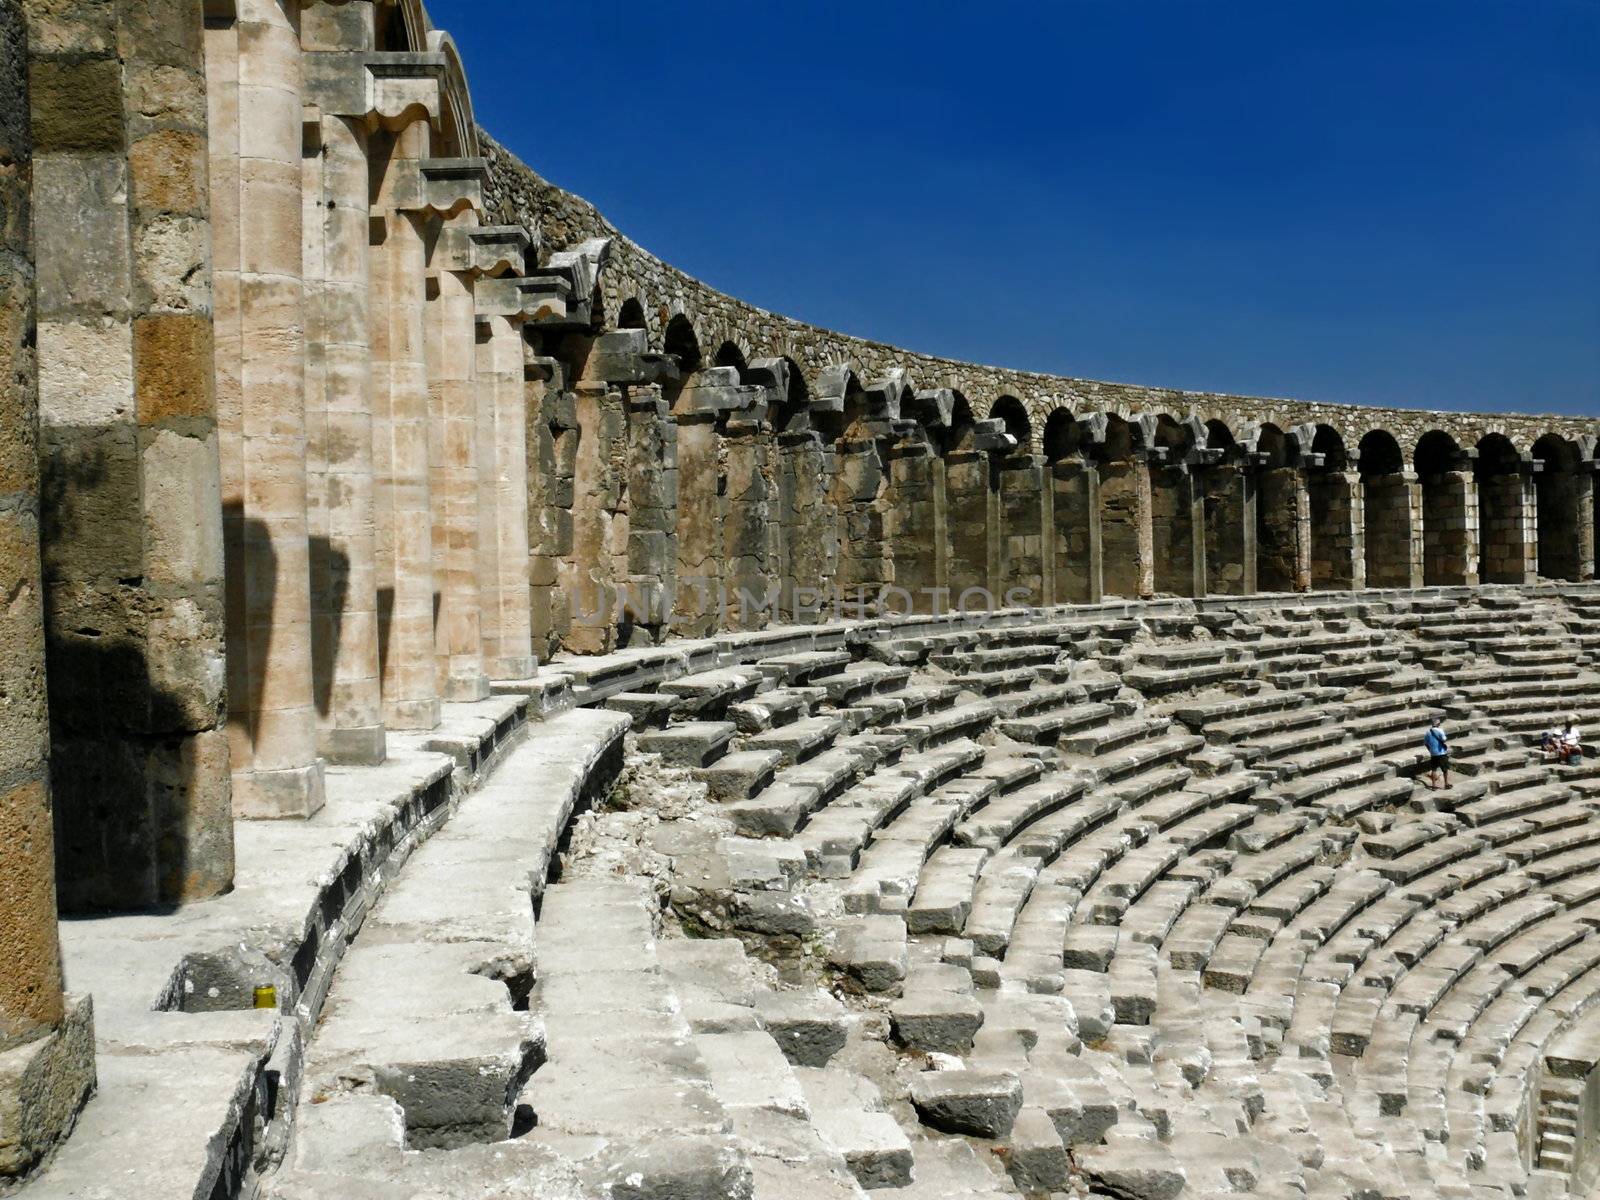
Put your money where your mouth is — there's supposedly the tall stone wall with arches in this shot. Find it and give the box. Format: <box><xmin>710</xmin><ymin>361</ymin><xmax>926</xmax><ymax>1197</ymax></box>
<box><xmin>0</xmin><ymin>0</ymin><xmax>1596</xmax><ymax>1187</ymax></box>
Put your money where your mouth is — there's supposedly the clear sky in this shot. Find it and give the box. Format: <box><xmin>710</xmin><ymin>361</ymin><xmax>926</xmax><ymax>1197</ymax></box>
<box><xmin>433</xmin><ymin>0</ymin><xmax>1599</xmax><ymax>419</ymax></box>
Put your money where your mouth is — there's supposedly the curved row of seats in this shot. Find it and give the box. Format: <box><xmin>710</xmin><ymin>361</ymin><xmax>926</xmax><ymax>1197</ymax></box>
<box><xmin>590</xmin><ymin>588</ymin><xmax>1600</xmax><ymax>1198</ymax></box>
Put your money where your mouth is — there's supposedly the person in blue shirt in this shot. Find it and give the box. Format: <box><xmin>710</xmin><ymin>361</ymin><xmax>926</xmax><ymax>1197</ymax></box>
<box><xmin>1423</xmin><ymin>717</ymin><xmax>1450</xmax><ymax>791</ymax></box>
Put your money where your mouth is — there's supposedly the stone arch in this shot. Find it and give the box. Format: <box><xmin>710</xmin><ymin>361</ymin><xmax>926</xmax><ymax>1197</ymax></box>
<box><xmin>428</xmin><ymin>32</ymin><xmax>480</xmax><ymax>159</ymax></box>
<box><xmin>664</xmin><ymin>314</ymin><xmax>702</xmax><ymax>374</ymax></box>
<box><xmin>1533</xmin><ymin>433</ymin><xmax>1589</xmax><ymax>581</ymax></box>
<box><xmin>990</xmin><ymin>395</ymin><xmax>1031</xmax><ymax>448</ymax></box>
<box><xmin>1357</xmin><ymin>429</ymin><xmax>1415</xmax><ymax>587</ymax></box>
<box><xmin>1415</xmin><ymin>430</ymin><xmax>1475</xmax><ymax>586</ymax></box>
<box><xmin>376</xmin><ymin>0</ymin><xmax>429</xmax><ymax>51</ymax></box>
<box><xmin>713</xmin><ymin>340</ymin><xmax>748</xmax><ymax>377</ymax></box>
<box><xmin>617</xmin><ymin>297</ymin><xmax>647</xmax><ymax>331</ymax></box>
<box><xmin>1475</xmin><ymin>432</ymin><xmax>1535</xmax><ymax>584</ymax></box>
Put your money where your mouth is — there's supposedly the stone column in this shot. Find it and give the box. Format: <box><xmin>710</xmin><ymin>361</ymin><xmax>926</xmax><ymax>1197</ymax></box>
<box><xmin>426</xmin><ymin>215</ymin><xmax>488</xmax><ymax>700</ymax></box>
<box><xmin>832</xmin><ymin>435</ymin><xmax>890</xmax><ymax>618</ymax></box>
<box><xmin>1187</xmin><ymin>466</ymin><xmax>1209</xmax><ymax>596</ymax></box>
<box><xmin>32</xmin><ymin>0</ymin><xmax>233</xmax><ymax>893</ymax></box>
<box><xmin>526</xmin><ymin>362</ymin><xmax>575</xmax><ymax>658</ymax></box>
<box><xmin>1202</xmin><ymin>462</ymin><xmax>1248</xmax><ymax>596</ymax></box>
<box><xmin>211</xmin><ymin>0</ymin><xmax>324</xmax><ymax>816</ymax></box>
<box><xmin>622</xmin><ymin>384</ymin><xmax>676</xmax><ymax>642</ymax></box>
<box><xmin>371</xmin><ymin>149</ymin><xmax>469</xmax><ymax>728</ymax></box>
<box><xmin>475</xmin><ymin>307</ymin><xmax>537</xmax><ymax>675</ymax></box>
<box><xmin>1149</xmin><ymin>460</ymin><xmax>1198</xmax><ymax>597</ymax></box>
<box><xmin>672</xmin><ymin>381</ymin><xmax>723</xmax><ymax>638</ymax></box>
<box><xmin>562</xmin><ymin>381</ymin><xmax>626</xmax><ymax>653</ymax></box>
<box><xmin>888</xmin><ymin>435</ymin><xmax>940</xmax><ymax>613</ymax></box>
<box><xmin>1099</xmin><ymin>453</ymin><xmax>1154</xmax><ymax>599</ymax></box>
<box><xmin>1577</xmin><ymin>468</ymin><xmax>1597</xmax><ymax>581</ymax></box>
<box><xmin>300</xmin><ymin>45</ymin><xmax>445</xmax><ymax>764</ymax></box>
<box><xmin>451</xmin><ymin>240</ymin><xmax>535</xmax><ymax>683</ymax></box>
<box><xmin>775</xmin><ymin>428</ymin><xmax>835</xmax><ymax>622</ymax></box>
<box><xmin>1049</xmin><ymin>457</ymin><xmax>1096</xmax><ymax>604</ymax></box>
<box><xmin>722</xmin><ymin>402</ymin><xmax>777</xmax><ymax>631</ymax></box>
<box><xmin>944</xmin><ymin>447</ymin><xmax>990</xmax><ymax>606</ymax></box>
<box><xmin>997</xmin><ymin>453</ymin><xmax>1045</xmax><ymax>607</ymax></box>
<box><xmin>0</xmin><ymin>6</ymin><xmax>94</xmax><ymax>1172</ymax></box>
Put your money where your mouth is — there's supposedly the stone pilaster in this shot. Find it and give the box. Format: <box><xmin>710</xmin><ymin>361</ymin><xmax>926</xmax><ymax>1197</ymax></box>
<box><xmin>1050</xmin><ymin>457</ymin><xmax>1099</xmax><ymax>604</ymax></box>
<box><xmin>672</xmin><ymin>395</ymin><xmax>722</xmax><ymax>638</ymax></box>
<box><xmin>621</xmin><ymin>384</ymin><xmax>676</xmax><ymax>643</ymax></box>
<box><xmin>0</xmin><ymin>6</ymin><xmax>94</xmax><ymax>1174</ymax></box>
<box><xmin>1202</xmin><ymin>461</ymin><xmax>1249</xmax><ymax>596</ymax></box>
<box><xmin>459</xmin><ymin>238</ymin><xmax>536</xmax><ymax>681</ymax></box>
<box><xmin>944</xmin><ymin>447</ymin><xmax>989</xmax><ymax>608</ymax></box>
<box><xmin>300</xmin><ymin>45</ymin><xmax>442</xmax><ymax>764</ymax></box>
<box><xmin>775</xmin><ymin>428</ymin><xmax>836</xmax><ymax>623</ymax></box>
<box><xmin>832</xmin><ymin>436</ymin><xmax>890</xmax><ymax>618</ymax></box>
<box><xmin>527</xmin><ymin>363</ymin><xmax>575</xmax><ymax>658</ymax></box>
<box><xmin>1149</xmin><ymin>459</ymin><xmax>1199</xmax><ymax>597</ymax></box>
<box><xmin>997</xmin><ymin>453</ymin><xmax>1045</xmax><ymax>607</ymax></box>
<box><xmin>561</xmin><ymin>381</ymin><xmax>626</xmax><ymax>653</ymax></box>
<box><xmin>1099</xmin><ymin>453</ymin><xmax>1154</xmax><ymax>600</ymax></box>
<box><xmin>371</xmin><ymin>148</ymin><xmax>470</xmax><ymax>730</ymax></box>
<box><xmin>887</xmin><ymin>435</ymin><xmax>940</xmax><ymax>613</ymax></box>
<box><xmin>1576</xmin><ymin>468</ymin><xmax>1597</xmax><ymax>582</ymax></box>
<box><xmin>206</xmin><ymin>0</ymin><xmax>325</xmax><ymax>816</ymax></box>
<box><xmin>721</xmin><ymin>403</ymin><xmax>777</xmax><ymax>631</ymax></box>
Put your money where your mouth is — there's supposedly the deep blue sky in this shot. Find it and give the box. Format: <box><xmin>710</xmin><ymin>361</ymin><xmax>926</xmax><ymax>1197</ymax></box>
<box><xmin>435</xmin><ymin>1</ymin><xmax>1599</xmax><ymax>418</ymax></box>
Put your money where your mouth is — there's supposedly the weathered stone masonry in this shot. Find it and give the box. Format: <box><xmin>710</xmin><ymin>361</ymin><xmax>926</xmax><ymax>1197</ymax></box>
<box><xmin>0</xmin><ymin>0</ymin><xmax>1597</xmax><ymax>1187</ymax></box>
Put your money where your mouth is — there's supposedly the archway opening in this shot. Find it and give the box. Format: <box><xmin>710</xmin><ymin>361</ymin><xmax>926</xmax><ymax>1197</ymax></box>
<box><xmin>1202</xmin><ymin>421</ymin><xmax>1248</xmax><ymax>595</ymax></box>
<box><xmin>1416</xmin><ymin>430</ymin><xmax>1472</xmax><ymax>586</ymax></box>
<box><xmin>1044</xmin><ymin>409</ymin><xmax>1094</xmax><ymax>604</ymax></box>
<box><xmin>1475</xmin><ymin>433</ymin><xmax>1532</xmax><ymax>584</ymax></box>
<box><xmin>1254</xmin><ymin>424</ymin><xmax>1298</xmax><ymax>593</ymax></box>
<box><xmin>1358</xmin><ymin>429</ymin><xmax>1411</xmax><ymax>588</ymax></box>
<box><xmin>1094</xmin><ymin>416</ymin><xmax>1143</xmax><ymax>599</ymax></box>
<box><xmin>1533</xmin><ymin>434</ymin><xmax>1584</xmax><ymax>581</ymax></box>
<box><xmin>1307</xmin><ymin>425</ymin><xmax>1356</xmax><ymax>591</ymax></box>
<box><xmin>1150</xmin><ymin>416</ymin><xmax>1198</xmax><ymax>597</ymax></box>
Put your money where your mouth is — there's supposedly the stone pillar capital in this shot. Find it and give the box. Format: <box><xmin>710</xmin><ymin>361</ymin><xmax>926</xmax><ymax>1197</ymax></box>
<box><xmin>303</xmin><ymin>50</ymin><xmax>445</xmax><ymax>130</ymax></box>
<box><xmin>439</xmin><ymin>224</ymin><xmax>532</xmax><ymax>278</ymax></box>
<box><xmin>388</xmin><ymin>157</ymin><xmax>487</xmax><ymax>219</ymax></box>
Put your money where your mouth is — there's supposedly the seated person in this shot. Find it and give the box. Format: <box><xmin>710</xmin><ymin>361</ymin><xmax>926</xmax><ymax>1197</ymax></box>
<box><xmin>1558</xmin><ymin>716</ymin><xmax>1583</xmax><ymax>765</ymax></box>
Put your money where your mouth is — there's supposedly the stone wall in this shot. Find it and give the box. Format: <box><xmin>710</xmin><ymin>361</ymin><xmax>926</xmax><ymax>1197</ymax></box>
<box><xmin>482</xmin><ymin>136</ymin><xmax>1597</xmax><ymax>461</ymax></box>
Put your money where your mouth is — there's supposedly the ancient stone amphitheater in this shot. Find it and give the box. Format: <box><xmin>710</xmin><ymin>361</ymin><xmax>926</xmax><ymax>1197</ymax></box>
<box><xmin>3</xmin><ymin>1</ymin><xmax>1600</xmax><ymax>1198</ymax></box>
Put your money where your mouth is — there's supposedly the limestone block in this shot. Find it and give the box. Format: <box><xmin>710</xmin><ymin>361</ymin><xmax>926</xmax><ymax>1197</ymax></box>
<box><xmin>907</xmin><ymin>1069</ymin><xmax>1023</xmax><ymax>1138</ymax></box>
<box><xmin>0</xmin><ymin>995</ymin><xmax>95</xmax><ymax>1182</ymax></box>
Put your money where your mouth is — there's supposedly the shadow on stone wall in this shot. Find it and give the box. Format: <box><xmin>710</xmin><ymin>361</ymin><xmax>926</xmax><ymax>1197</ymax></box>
<box><xmin>309</xmin><ymin>535</ymin><xmax>348</xmax><ymax>719</ymax></box>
